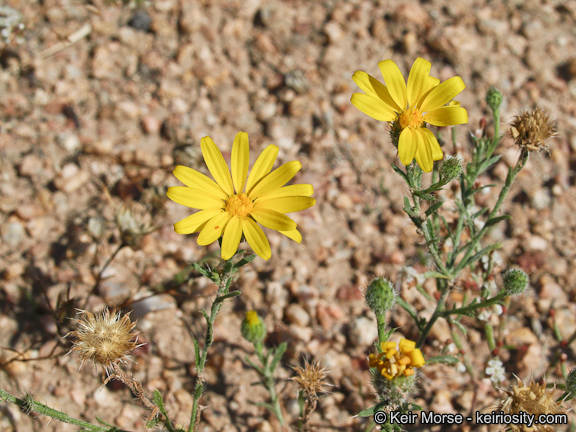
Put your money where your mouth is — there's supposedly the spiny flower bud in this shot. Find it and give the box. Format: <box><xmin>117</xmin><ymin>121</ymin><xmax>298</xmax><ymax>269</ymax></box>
<box><xmin>241</xmin><ymin>310</ymin><xmax>266</xmax><ymax>344</ymax></box>
<box><xmin>510</xmin><ymin>107</ymin><xmax>556</xmax><ymax>152</ymax></box>
<box><xmin>372</xmin><ymin>372</ymin><xmax>417</xmax><ymax>407</ymax></box>
<box><xmin>485</xmin><ymin>86</ymin><xmax>503</xmax><ymax>113</ymax></box>
<box><xmin>439</xmin><ymin>155</ymin><xmax>463</xmax><ymax>183</ymax></box>
<box><xmin>502</xmin><ymin>268</ymin><xmax>529</xmax><ymax>296</ymax></box>
<box><xmin>565</xmin><ymin>368</ymin><xmax>576</xmax><ymax>397</ymax></box>
<box><xmin>67</xmin><ymin>309</ymin><xmax>141</xmax><ymax>373</ymax></box>
<box><xmin>365</xmin><ymin>277</ymin><xmax>396</xmax><ymax>317</ymax></box>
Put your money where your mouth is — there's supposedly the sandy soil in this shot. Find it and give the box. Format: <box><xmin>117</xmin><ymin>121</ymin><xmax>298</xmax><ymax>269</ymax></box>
<box><xmin>1</xmin><ymin>0</ymin><xmax>576</xmax><ymax>431</ymax></box>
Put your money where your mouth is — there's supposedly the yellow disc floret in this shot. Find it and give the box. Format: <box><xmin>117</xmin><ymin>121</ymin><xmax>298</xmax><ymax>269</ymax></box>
<box><xmin>397</xmin><ymin>107</ymin><xmax>424</xmax><ymax>130</ymax></box>
<box><xmin>225</xmin><ymin>193</ymin><xmax>254</xmax><ymax>218</ymax></box>
<box><xmin>368</xmin><ymin>338</ymin><xmax>425</xmax><ymax>380</ymax></box>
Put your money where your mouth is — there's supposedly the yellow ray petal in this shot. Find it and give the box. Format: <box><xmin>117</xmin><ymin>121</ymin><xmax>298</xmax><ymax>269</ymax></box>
<box><xmin>243</xmin><ymin>218</ymin><xmax>271</xmax><ymax>260</ymax></box>
<box><xmin>174</xmin><ymin>209</ymin><xmax>224</xmax><ymax>234</ymax></box>
<box><xmin>254</xmin><ymin>196</ymin><xmax>316</xmax><ymax>213</ymax></box>
<box><xmin>421</xmin><ymin>128</ymin><xmax>443</xmax><ymax>161</ymax></box>
<box><xmin>167</xmin><ymin>186</ymin><xmax>225</xmax><ymax>209</ymax></box>
<box><xmin>414</xmin><ymin>130</ymin><xmax>433</xmax><ymax>173</ymax></box>
<box><xmin>231</xmin><ymin>132</ymin><xmax>249</xmax><ymax>194</ymax></box>
<box><xmin>197</xmin><ymin>211</ymin><xmax>231</xmax><ymax>246</ymax></box>
<box><xmin>173</xmin><ymin>165</ymin><xmax>228</xmax><ymax>200</ymax></box>
<box><xmin>420</xmin><ymin>76</ymin><xmax>466</xmax><ymax>112</ymax></box>
<box><xmin>424</xmin><ymin>106</ymin><xmax>468</xmax><ymax>127</ymax></box>
<box><xmin>352</xmin><ymin>71</ymin><xmax>401</xmax><ymax>111</ymax></box>
<box><xmin>250</xmin><ymin>208</ymin><xmax>297</xmax><ymax>231</ymax></box>
<box><xmin>407</xmin><ymin>58</ymin><xmax>432</xmax><ymax>108</ymax></box>
<box><xmin>350</xmin><ymin>93</ymin><xmax>397</xmax><ymax>122</ymax></box>
<box><xmin>280</xmin><ymin>228</ymin><xmax>302</xmax><ymax>243</ymax></box>
<box><xmin>246</xmin><ymin>145</ymin><xmax>279</xmax><ymax>194</ymax></box>
<box><xmin>378</xmin><ymin>59</ymin><xmax>407</xmax><ymax>110</ymax></box>
<box><xmin>221</xmin><ymin>215</ymin><xmax>243</xmax><ymax>260</ymax></box>
<box><xmin>200</xmin><ymin>136</ymin><xmax>234</xmax><ymax>196</ymax></box>
<box><xmin>249</xmin><ymin>161</ymin><xmax>301</xmax><ymax>199</ymax></box>
<box><xmin>398</xmin><ymin>128</ymin><xmax>418</xmax><ymax>166</ymax></box>
<box><xmin>262</xmin><ymin>184</ymin><xmax>314</xmax><ymax>199</ymax></box>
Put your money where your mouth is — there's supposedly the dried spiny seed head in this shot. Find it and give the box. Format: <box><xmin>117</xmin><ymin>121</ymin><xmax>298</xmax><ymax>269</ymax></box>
<box><xmin>292</xmin><ymin>360</ymin><xmax>329</xmax><ymax>399</ymax></box>
<box><xmin>498</xmin><ymin>378</ymin><xmax>565</xmax><ymax>432</ymax></box>
<box><xmin>67</xmin><ymin>309</ymin><xmax>141</xmax><ymax>373</ymax></box>
<box><xmin>510</xmin><ymin>107</ymin><xmax>556</xmax><ymax>153</ymax></box>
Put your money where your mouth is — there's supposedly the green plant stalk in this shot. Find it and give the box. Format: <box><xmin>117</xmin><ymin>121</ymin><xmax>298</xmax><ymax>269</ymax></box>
<box><xmin>254</xmin><ymin>342</ymin><xmax>285</xmax><ymax>426</ymax></box>
<box><xmin>454</xmin><ymin>149</ymin><xmax>528</xmax><ymax>274</ymax></box>
<box><xmin>376</xmin><ymin>312</ymin><xmax>387</xmax><ymax>345</ymax></box>
<box><xmin>188</xmin><ymin>268</ymin><xmax>234</xmax><ymax>432</ymax></box>
<box><xmin>0</xmin><ymin>388</ymin><xmax>126</xmax><ymax>432</ymax></box>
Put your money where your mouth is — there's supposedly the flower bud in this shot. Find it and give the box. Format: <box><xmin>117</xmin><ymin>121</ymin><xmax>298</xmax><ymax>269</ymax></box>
<box><xmin>502</xmin><ymin>268</ymin><xmax>529</xmax><ymax>296</ymax></box>
<box><xmin>486</xmin><ymin>86</ymin><xmax>503</xmax><ymax>113</ymax></box>
<box><xmin>241</xmin><ymin>310</ymin><xmax>266</xmax><ymax>344</ymax></box>
<box><xmin>439</xmin><ymin>155</ymin><xmax>463</xmax><ymax>183</ymax></box>
<box><xmin>365</xmin><ymin>277</ymin><xmax>396</xmax><ymax>317</ymax></box>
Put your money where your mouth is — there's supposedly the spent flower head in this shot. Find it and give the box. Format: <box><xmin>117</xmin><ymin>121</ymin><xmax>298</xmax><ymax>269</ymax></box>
<box><xmin>292</xmin><ymin>359</ymin><xmax>329</xmax><ymax>399</ymax></box>
<box><xmin>510</xmin><ymin>107</ymin><xmax>556</xmax><ymax>153</ymax></box>
<box><xmin>167</xmin><ymin>132</ymin><xmax>316</xmax><ymax>260</ymax></box>
<box><xmin>498</xmin><ymin>378</ymin><xmax>565</xmax><ymax>432</ymax></box>
<box><xmin>351</xmin><ymin>57</ymin><xmax>468</xmax><ymax>172</ymax></box>
<box><xmin>369</xmin><ymin>338</ymin><xmax>425</xmax><ymax>381</ymax></box>
<box><xmin>66</xmin><ymin>309</ymin><xmax>141</xmax><ymax>373</ymax></box>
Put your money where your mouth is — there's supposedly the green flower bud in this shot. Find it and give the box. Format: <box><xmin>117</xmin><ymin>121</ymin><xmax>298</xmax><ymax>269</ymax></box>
<box><xmin>565</xmin><ymin>368</ymin><xmax>576</xmax><ymax>397</ymax></box>
<box><xmin>486</xmin><ymin>86</ymin><xmax>503</xmax><ymax>113</ymax></box>
<box><xmin>241</xmin><ymin>311</ymin><xmax>266</xmax><ymax>344</ymax></box>
<box><xmin>365</xmin><ymin>277</ymin><xmax>396</xmax><ymax>317</ymax></box>
<box><xmin>502</xmin><ymin>268</ymin><xmax>529</xmax><ymax>296</ymax></box>
<box><xmin>439</xmin><ymin>155</ymin><xmax>463</xmax><ymax>183</ymax></box>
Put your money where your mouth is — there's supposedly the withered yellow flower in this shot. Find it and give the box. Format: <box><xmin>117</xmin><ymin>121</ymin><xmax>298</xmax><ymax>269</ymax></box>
<box><xmin>351</xmin><ymin>58</ymin><xmax>468</xmax><ymax>172</ymax></box>
<box><xmin>167</xmin><ymin>132</ymin><xmax>315</xmax><ymax>260</ymax></box>
<box><xmin>369</xmin><ymin>338</ymin><xmax>425</xmax><ymax>380</ymax></box>
<box><xmin>510</xmin><ymin>107</ymin><xmax>556</xmax><ymax>153</ymax></box>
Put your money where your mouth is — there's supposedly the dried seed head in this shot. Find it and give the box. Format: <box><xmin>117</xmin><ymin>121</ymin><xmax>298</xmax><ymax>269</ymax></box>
<box><xmin>497</xmin><ymin>378</ymin><xmax>565</xmax><ymax>432</ymax></box>
<box><xmin>510</xmin><ymin>107</ymin><xmax>556</xmax><ymax>152</ymax></box>
<box><xmin>66</xmin><ymin>309</ymin><xmax>142</xmax><ymax>373</ymax></box>
<box><xmin>292</xmin><ymin>359</ymin><xmax>329</xmax><ymax>399</ymax></box>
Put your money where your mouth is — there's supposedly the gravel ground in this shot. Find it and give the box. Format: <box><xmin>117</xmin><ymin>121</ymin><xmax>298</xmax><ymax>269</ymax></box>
<box><xmin>1</xmin><ymin>0</ymin><xmax>576</xmax><ymax>431</ymax></box>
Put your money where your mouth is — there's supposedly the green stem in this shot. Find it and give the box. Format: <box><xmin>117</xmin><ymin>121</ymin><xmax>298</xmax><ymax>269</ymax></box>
<box><xmin>454</xmin><ymin>150</ymin><xmax>528</xmax><ymax>274</ymax></box>
<box><xmin>188</xmin><ymin>267</ymin><xmax>234</xmax><ymax>432</ymax></box>
<box><xmin>376</xmin><ymin>313</ymin><xmax>387</xmax><ymax>345</ymax></box>
<box><xmin>0</xmin><ymin>388</ymin><xmax>126</xmax><ymax>432</ymax></box>
<box><xmin>416</xmin><ymin>278</ymin><xmax>449</xmax><ymax>347</ymax></box>
<box><xmin>255</xmin><ymin>342</ymin><xmax>285</xmax><ymax>426</ymax></box>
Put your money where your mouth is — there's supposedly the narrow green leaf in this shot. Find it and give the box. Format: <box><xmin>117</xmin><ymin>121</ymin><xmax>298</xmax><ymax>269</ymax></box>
<box><xmin>425</xmin><ymin>355</ymin><xmax>460</xmax><ymax>365</ymax></box>
<box><xmin>391</xmin><ymin>164</ymin><xmax>408</xmax><ymax>182</ymax></box>
<box><xmin>192</xmin><ymin>263</ymin><xmax>211</xmax><ymax>279</ymax></box>
<box><xmin>425</xmin><ymin>200</ymin><xmax>444</xmax><ymax>218</ymax></box>
<box><xmin>244</xmin><ymin>356</ymin><xmax>264</xmax><ymax>375</ymax></box>
<box><xmin>356</xmin><ymin>401</ymin><xmax>388</xmax><ymax>418</ymax></box>
<box><xmin>422</xmin><ymin>270</ymin><xmax>451</xmax><ymax>279</ymax></box>
<box><xmin>484</xmin><ymin>214</ymin><xmax>511</xmax><ymax>228</ymax></box>
<box><xmin>256</xmin><ymin>402</ymin><xmax>276</xmax><ymax>412</ymax></box>
<box><xmin>270</xmin><ymin>342</ymin><xmax>287</xmax><ymax>371</ymax></box>
<box><xmin>472</xmin><ymin>207</ymin><xmax>489</xmax><ymax>220</ymax></box>
<box><xmin>234</xmin><ymin>253</ymin><xmax>257</xmax><ymax>268</ymax></box>
<box><xmin>215</xmin><ymin>290</ymin><xmax>242</xmax><ymax>303</ymax></box>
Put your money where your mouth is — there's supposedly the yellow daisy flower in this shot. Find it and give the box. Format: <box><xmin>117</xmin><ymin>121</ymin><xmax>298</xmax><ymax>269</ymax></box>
<box><xmin>167</xmin><ymin>132</ymin><xmax>315</xmax><ymax>260</ymax></box>
<box><xmin>351</xmin><ymin>57</ymin><xmax>468</xmax><ymax>172</ymax></box>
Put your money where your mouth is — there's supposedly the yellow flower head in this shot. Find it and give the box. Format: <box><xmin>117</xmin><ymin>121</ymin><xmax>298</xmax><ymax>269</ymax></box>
<box><xmin>167</xmin><ymin>132</ymin><xmax>316</xmax><ymax>260</ymax></box>
<box><xmin>368</xmin><ymin>338</ymin><xmax>425</xmax><ymax>380</ymax></box>
<box><xmin>351</xmin><ymin>57</ymin><xmax>468</xmax><ymax>172</ymax></box>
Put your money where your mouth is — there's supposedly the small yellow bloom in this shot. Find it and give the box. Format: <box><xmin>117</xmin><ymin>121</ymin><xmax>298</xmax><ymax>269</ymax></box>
<box><xmin>370</xmin><ymin>338</ymin><xmax>425</xmax><ymax>380</ymax></box>
<box><xmin>167</xmin><ymin>132</ymin><xmax>316</xmax><ymax>260</ymax></box>
<box><xmin>351</xmin><ymin>57</ymin><xmax>468</xmax><ymax>172</ymax></box>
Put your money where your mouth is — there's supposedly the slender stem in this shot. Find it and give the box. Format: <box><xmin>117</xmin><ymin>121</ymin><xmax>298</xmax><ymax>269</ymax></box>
<box><xmin>188</xmin><ymin>269</ymin><xmax>233</xmax><ymax>432</ymax></box>
<box><xmin>255</xmin><ymin>342</ymin><xmax>285</xmax><ymax>426</ymax></box>
<box><xmin>0</xmin><ymin>388</ymin><xmax>126</xmax><ymax>432</ymax></box>
<box><xmin>376</xmin><ymin>313</ymin><xmax>387</xmax><ymax>345</ymax></box>
<box><xmin>416</xmin><ymin>279</ymin><xmax>449</xmax><ymax>347</ymax></box>
<box><xmin>454</xmin><ymin>150</ymin><xmax>528</xmax><ymax>274</ymax></box>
